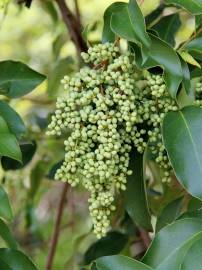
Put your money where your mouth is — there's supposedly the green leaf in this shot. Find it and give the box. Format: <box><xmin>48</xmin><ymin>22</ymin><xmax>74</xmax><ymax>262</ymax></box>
<box><xmin>179</xmin><ymin>209</ymin><xmax>202</xmax><ymax>219</ymax></box>
<box><xmin>29</xmin><ymin>160</ymin><xmax>47</xmax><ymax>199</ymax></box>
<box><xmin>102</xmin><ymin>2</ymin><xmax>127</xmax><ymax>43</ymax></box>
<box><xmin>0</xmin><ymin>117</ymin><xmax>21</xmax><ymax>162</ymax></box>
<box><xmin>0</xmin><ymin>248</ymin><xmax>38</xmax><ymax>270</ymax></box>
<box><xmin>152</xmin><ymin>14</ymin><xmax>181</xmax><ymax>46</ymax></box>
<box><xmin>96</xmin><ymin>255</ymin><xmax>153</xmax><ymax>270</ymax></box>
<box><xmin>143</xmin><ymin>218</ymin><xmax>202</xmax><ymax>269</ymax></box>
<box><xmin>0</xmin><ymin>100</ymin><xmax>26</xmax><ymax>139</ymax></box>
<box><xmin>156</xmin><ymin>197</ymin><xmax>183</xmax><ymax>232</ymax></box>
<box><xmin>188</xmin><ymin>197</ymin><xmax>202</xmax><ymax>211</ymax></box>
<box><xmin>83</xmin><ymin>232</ymin><xmax>128</xmax><ymax>265</ymax></box>
<box><xmin>142</xmin><ymin>34</ymin><xmax>182</xmax><ymax>98</ymax></box>
<box><xmin>0</xmin><ymin>258</ymin><xmax>12</xmax><ymax>270</ymax></box>
<box><xmin>181</xmin><ymin>238</ymin><xmax>202</xmax><ymax>270</ymax></box>
<box><xmin>0</xmin><ymin>187</ymin><xmax>13</xmax><ymax>221</ymax></box>
<box><xmin>124</xmin><ymin>149</ymin><xmax>152</xmax><ymax>230</ymax></box>
<box><xmin>162</xmin><ymin>106</ymin><xmax>202</xmax><ymax>200</ymax></box>
<box><xmin>0</xmin><ymin>61</ymin><xmax>46</xmax><ymax>98</ymax></box>
<box><xmin>0</xmin><ymin>219</ymin><xmax>17</xmax><ymax>249</ymax></box>
<box><xmin>185</xmin><ymin>37</ymin><xmax>202</xmax><ymax>61</ymax></box>
<box><xmin>180</xmin><ymin>58</ymin><xmax>191</xmax><ymax>95</ymax></box>
<box><xmin>179</xmin><ymin>51</ymin><xmax>201</xmax><ymax>68</ymax></box>
<box><xmin>1</xmin><ymin>141</ymin><xmax>37</xmax><ymax>171</ymax></box>
<box><xmin>165</xmin><ymin>0</ymin><xmax>202</xmax><ymax>15</ymax></box>
<box><xmin>110</xmin><ymin>0</ymin><xmax>151</xmax><ymax>47</ymax></box>
<box><xmin>128</xmin><ymin>0</ymin><xmax>151</xmax><ymax>48</ymax></box>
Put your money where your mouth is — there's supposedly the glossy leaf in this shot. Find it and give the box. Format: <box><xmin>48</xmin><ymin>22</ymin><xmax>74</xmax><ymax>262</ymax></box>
<box><xmin>185</xmin><ymin>37</ymin><xmax>202</xmax><ymax>61</ymax></box>
<box><xmin>0</xmin><ymin>248</ymin><xmax>38</xmax><ymax>270</ymax></box>
<box><xmin>143</xmin><ymin>218</ymin><xmax>202</xmax><ymax>269</ymax></box>
<box><xmin>128</xmin><ymin>0</ymin><xmax>151</xmax><ymax>48</ymax></box>
<box><xmin>152</xmin><ymin>13</ymin><xmax>181</xmax><ymax>46</ymax></box>
<box><xmin>165</xmin><ymin>0</ymin><xmax>202</xmax><ymax>15</ymax></box>
<box><xmin>84</xmin><ymin>232</ymin><xmax>128</xmax><ymax>265</ymax></box>
<box><xmin>180</xmin><ymin>58</ymin><xmax>191</xmax><ymax>95</ymax></box>
<box><xmin>156</xmin><ymin>197</ymin><xmax>183</xmax><ymax>232</ymax></box>
<box><xmin>0</xmin><ymin>219</ymin><xmax>17</xmax><ymax>249</ymax></box>
<box><xmin>1</xmin><ymin>141</ymin><xmax>37</xmax><ymax>171</ymax></box>
<box><xmin>0</xmin><ymin>117</ymin><xmax>21</xmax><ymax>162</ymax></box>
<box><xmin>162</xmin><ymin>106</ymin><xmax>202</xmax><ymax>200</ymax></box>
<box><xmin>142</xmin><ymin>34</ymin><xmax>182</xmax><ymax>98</ymax></box>
<box><xmin>181</xmin><ymin>238</ymin><xmax>202</xmax><ymax>269</ymax></box>
<box><xmin>0</xmin><ymin>101</ymin><xmax>26</xmax><ymax>139</ymax></box>
<box><xmin>124</xmin><ymin>150</ymin><xmax>152</xmax><ymax>230</ymax></box>
<box><xmin>96</xmin><ymin>255</ymin><xmax>153</xmax><ymax>270</ymax></box>
<box><xmin>110</xmin><ymin>0</ymin><xmax>151</xmax><ymax>48</ymax></box>
<box><xmin>102</xmin><ymin>2</ymin><xmax>126</xmax><ymax>43</ymax></box>
<box><xmin>0</xmin><ymin>61</ymin><xmax>46</xmax><ymax>98</ymax></box>
<box><xmin>0</xmin><ymin>187</ymin><xmax>13</xmax><ymax>221</ymax></box>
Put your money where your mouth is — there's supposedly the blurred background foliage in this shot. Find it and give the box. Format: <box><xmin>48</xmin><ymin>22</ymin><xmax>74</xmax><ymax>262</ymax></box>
<box><xmin>0</xmin><ymin>0</ymin><xmax>197</xmax><ymax>269</ymax></box>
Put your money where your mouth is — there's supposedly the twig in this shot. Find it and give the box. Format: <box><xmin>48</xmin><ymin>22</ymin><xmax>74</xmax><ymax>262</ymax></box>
<box><xmin>45</xmin><ymin>182</ymin><xmax>69</xmax><ymax>270</ymax></box>
<box><xmin>74</xmin><ymin>0</ymin><xmax>82</xmax><ymax>31</ymax></box>
<box><xmin>55</xmin><ymin>0</ymin><xmax>87</xmax><ymax>58</ymax></box>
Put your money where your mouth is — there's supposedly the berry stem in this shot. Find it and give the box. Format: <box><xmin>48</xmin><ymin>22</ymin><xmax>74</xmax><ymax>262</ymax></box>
<box><xmin>45</xmin><ymin>182</ymin><xmax>69</xmax><ymax>270</ymax></box>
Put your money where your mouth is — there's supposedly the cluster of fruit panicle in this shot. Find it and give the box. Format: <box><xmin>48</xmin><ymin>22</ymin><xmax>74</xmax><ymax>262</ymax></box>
<box><xmin>194</xmin><ymin>78</ymin><xmax>202</xmax><ymax>107</ymax></box>
<box><xmin>47</xmin><ymin>42</ymin><xmax>177</xmax><ymax>238</ymax></box>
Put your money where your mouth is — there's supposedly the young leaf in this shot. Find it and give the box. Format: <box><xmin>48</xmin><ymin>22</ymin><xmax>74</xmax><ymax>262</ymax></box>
<box><xmin>142</xmin><ymin>34</ymin><xmax>183</xmax><ymax>98</ymax></box>
<box><xmin>96</xmin><ymin>255</ymin><xmax>153</xmax><ymax>270</ymax></box>
<box><xmin>0</xmin><ymin>61</ymin><xmax>46</xmax><ymax>98</ymax></box>
<box><xmin>124</xmin><ymin>149</ymin><xmax>152</xmax><ymax>231</ymax></box>
<box><xmin>0</xmin><ymin>100</ymin><xmax>26</xmax><ymax>139</ymax></box>
<box><xmin>102</xmin><ymin>2</ymin><xmax>127</xmax><ymax>43</ymax></box>
<box><xmin>1</xmin><ymin>141</ymin><xmax>37</xmax><ymax>171</ymax></box>
<box><xmin>0</xmin><ymin>187</ymin><xmax>13</xmax><ymax>221</ymax></box>
<box><xmin>162</xmin><ymin>106</ymin><xmax>202</xmax><ymax>200</ymax></box>
<box><xmin>165</xmin><ymin>0</ymin><xmax>202</xmax><ymax>15</ymax></box>
<box><xmin>0</xmin><ymin>219</ymin><xmax>17</xmax><ymax>249</ymax></box>
<box><xmin>179</xmin><ymin>51</ymin><xmax>201</xmax><ymax>68</ymax></box>
<box><xmin>0</xmin><ymin>117</ymin><xmax>22</xmax><ymax>162</ymax></box>
<box><xmin>156</xmin><ymin>197</ymin><xmax>183</xmax><ymax>232</ymax></box>
<box><xmin>143</xmin><ymin>218</ymin><xmax>202</xmax><ymax>269</ymax></box>
<box><xmin>83</xmin><ymin>232</ymin><xmax>128</xmax><ymax>265</ymax></box>
<box><xmin>0</xmin><ymin>248</ymin><xmax>38</xmax><ymax>270</ymax></box>
<box><xmin>152</xmin><ymin>14</ymin><xmax>181</xmax><ymax>46</ymax></box>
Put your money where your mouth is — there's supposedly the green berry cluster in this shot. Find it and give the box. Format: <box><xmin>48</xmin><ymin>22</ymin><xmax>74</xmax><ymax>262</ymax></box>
<box><xmin>47</xmin><ymin>43</ymin><xmax>177</xmax><ymax>237</ymax></box>
<box><xmin>194</xmin><ymin>78</ymin><xmax>202</xmax><ymax>107</ymax></box>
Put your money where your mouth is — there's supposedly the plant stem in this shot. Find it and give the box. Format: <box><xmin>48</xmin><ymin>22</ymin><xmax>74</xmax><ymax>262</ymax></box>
<box><xmin>55</xmin><ymin>0</ymin><xmax>87</xmax><ymax>58</ymax></box>
<box><xmin>45</xmin><ymin>182</ymin><xmax>69</xmax><ymax>270</ymax></box>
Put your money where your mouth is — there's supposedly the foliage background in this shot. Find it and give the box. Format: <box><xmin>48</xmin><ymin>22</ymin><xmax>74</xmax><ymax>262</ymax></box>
<box><xmin>0</xmin><ymin>0</ymin><xmax>199</xmax><ymax>269</ymax></box>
